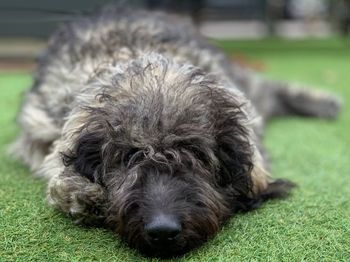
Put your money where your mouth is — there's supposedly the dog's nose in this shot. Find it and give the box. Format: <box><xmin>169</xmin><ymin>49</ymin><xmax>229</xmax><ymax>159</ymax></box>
<box><xmin>145</xmin><ymin>214</ymin><xmax>181</xmax><ymax>243</ymax></box>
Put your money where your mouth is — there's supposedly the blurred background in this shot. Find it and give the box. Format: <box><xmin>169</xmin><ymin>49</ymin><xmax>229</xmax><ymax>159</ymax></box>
<box><xmin>0</xmin><ymin>0</ymin><xmax>349</xmax><ymax>72</ymax></box>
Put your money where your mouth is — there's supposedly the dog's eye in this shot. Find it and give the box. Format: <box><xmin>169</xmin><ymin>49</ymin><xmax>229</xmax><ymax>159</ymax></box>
<box><xmin>195</xmin><ymin>201</ymin><xmax>206</xmax><ymax>208</ymax></box>
<box><xmin>123</xmin><ymin>148</ymin><xmax>140</xmax><ymax>166</ymax></box>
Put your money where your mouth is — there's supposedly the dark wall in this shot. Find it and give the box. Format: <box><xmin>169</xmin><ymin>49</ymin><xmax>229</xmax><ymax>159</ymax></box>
<box><xmin>0</xmin><ymin>0</ymin><xmax>114</xmax><ymax>38</ymax></box>
<box><xmin>0</xmin><ymin>0</ymin><xmax>267</xmax><ymax>38</ymax></box>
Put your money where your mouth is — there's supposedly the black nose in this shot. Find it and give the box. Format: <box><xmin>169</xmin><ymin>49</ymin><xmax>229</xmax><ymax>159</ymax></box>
<box><xmin>145</xmin><ymin>214</ymin><xmax>181</xmax><ymax>243</ymax></box>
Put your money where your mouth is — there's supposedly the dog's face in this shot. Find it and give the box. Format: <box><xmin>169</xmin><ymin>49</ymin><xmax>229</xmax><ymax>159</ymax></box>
<box><xmin>60</xmin><ymin>55</ymin><xmax>256</xmax><ymax>257</ymax></box>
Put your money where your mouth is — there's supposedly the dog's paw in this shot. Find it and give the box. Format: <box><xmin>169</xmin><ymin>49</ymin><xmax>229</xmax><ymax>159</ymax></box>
<box><xmin>286</xmin><ymin>86</ymin><xmax>343</xmax><ymax>120</ymax></box>
<box><xmin>309</xmin><ymin>91</ymin><xmax>342</xmax><ymax>119</ymax></box>
<box><xmin>47</xmin><ymin>175</ymin><xmax>107</xmax><ymax>226</ymax></box>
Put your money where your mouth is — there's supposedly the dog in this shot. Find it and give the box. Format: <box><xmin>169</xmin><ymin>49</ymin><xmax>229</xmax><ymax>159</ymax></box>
<box><xmin>11</xmin><ymin>6</ymin><xmax>341</xmax><ymax>258</ymax></box>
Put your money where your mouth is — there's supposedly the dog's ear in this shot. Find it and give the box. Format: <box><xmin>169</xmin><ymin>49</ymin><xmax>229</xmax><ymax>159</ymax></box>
<box><xmin>62</xmin><ymin>131</ymin><xmax>104</xmax><ymax>183</ymax></box>
<box><xmin>212</xmin><ymin>91</ymin><xmax>254</xmax><ymax>197</ymax></box>
<box><xmin>216</xmin><ymin>135</ymin><xmax>296</xmax><ymax>211</ymax></box>
<box><xmin>215</xmin><ymin>128</ymin><xmax>254</xmax><ymax>196</ymax></box>
<box><xmin>211</xmin><ymin>88</ymin><xmax>295</xmax><ymax>211</ymax></box>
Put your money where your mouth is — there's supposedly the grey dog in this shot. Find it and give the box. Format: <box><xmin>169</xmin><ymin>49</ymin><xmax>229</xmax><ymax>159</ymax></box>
<box><xmin>11</xmin><ymin>6</ymin><xmax>341</xmax><ymax>257</ymax></box>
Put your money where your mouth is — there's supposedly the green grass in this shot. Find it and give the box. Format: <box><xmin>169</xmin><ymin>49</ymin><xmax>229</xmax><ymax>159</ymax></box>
<box><xmin>1</xmin><ymin>39</ymin><xmax>350</xmax><ymax>261</ymax></box>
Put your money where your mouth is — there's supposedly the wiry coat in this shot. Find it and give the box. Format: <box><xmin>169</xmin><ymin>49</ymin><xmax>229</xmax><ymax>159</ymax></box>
<box><xmin>11</xmin><ymin>7</ymin><xmax>341</xmax><ymax>257</ymax></box>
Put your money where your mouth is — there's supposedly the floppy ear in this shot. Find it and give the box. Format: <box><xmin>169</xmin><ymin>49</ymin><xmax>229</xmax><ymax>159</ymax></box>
<box><xmin>211</xmin><ymin>89</ymin><xmax>255</xmax><ymax>197</ymax></box>
<box><xmin>211</xmin><ymin>88</ymin><xmax>295</xmax><ymax>211</ymax></box>
<box><xmin>62</xmin><ymin>131</ymin><xmax>104</xmax><ymax>183</ymax></box>
<box><xmin>215</xmin><ymin>127</ymin><xmax>254</xmax><ymax>196</ymax></box>
<box><xmin>217</xmin><ymin>137</ymin><xmax>295</xmax><ymax>211</ymax></box>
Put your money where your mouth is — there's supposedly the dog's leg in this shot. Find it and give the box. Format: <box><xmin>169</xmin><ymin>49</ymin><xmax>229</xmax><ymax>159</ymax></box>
<box><xmin>47</xmin><ymin>170</ymin><xmax>107</xmax><ymax>226</ymax></box>
<box><xmin>38</xmin><ymin>139</ymin><xmax>107</xmax><ymax>226</ymax></box>
<box><xmin>232</xmin><ymin>67</ymin><xmax>342</xmax><ymax>120</ymax></box>
<box><xmin>9</xmin><ymin>93</ymin><xmax>60</xmax><ymax>172</ymax></box>
<box><xmin>9</xmin><ymin>133</ymin><xmax>52</xmax><ymax>171</ymax></box>
<box><xmin>263</xmin><ymin>80</ymin><xmax>342</xmax><ymax>120</ymax></box>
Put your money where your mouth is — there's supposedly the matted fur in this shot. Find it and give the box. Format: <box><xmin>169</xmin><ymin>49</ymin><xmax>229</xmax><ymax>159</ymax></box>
<box><xmin>10</xmin><ymin>6</ymin><xmax>341</xmax><ymax>257</ymax></box>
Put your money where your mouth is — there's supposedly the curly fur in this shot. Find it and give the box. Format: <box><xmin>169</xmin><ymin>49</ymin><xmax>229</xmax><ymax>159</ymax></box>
<box><xmin>10</xmin><ymin>6</ymin><xmax>341</xmax><ymax>258</ymax></box>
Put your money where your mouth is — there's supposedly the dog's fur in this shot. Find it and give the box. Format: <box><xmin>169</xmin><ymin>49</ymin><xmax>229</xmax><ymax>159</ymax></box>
<box><xmin>11</xmin><ymin>7</ymin><xmax>341</xmax><ymax>257</ymax></box>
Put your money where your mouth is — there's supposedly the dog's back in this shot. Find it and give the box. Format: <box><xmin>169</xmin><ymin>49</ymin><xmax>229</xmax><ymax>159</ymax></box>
<box><xmin>10</xmin><ymin>7</ymin><xmax>245</xmax><ymax>171</ymax></box>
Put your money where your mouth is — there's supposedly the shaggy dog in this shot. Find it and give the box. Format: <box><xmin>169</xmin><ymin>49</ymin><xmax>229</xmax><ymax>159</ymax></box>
<box><xmin>11</xmin><ymin>7</ymin><xmax>341</xmax><ymax>257</ymax></box>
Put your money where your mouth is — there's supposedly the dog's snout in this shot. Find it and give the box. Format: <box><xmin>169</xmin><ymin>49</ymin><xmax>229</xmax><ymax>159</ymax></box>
<box><xmin>145</xmin><ymin>214</ymin><xmax>181</xmax><ymax>243</ymax></box>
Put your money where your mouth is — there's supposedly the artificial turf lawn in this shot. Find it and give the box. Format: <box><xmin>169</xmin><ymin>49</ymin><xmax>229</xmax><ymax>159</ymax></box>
<box><xmin>1</xmin><ymin>39</ymin><xmax>349</xmax><ymax>261</ymax></box>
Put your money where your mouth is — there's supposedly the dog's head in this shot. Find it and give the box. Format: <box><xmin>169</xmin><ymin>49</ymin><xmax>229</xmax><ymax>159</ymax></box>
<box><xmin>56</xmin><ymin>54</ymin><xmax>274</xmax><ymax>257</ymax></box>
